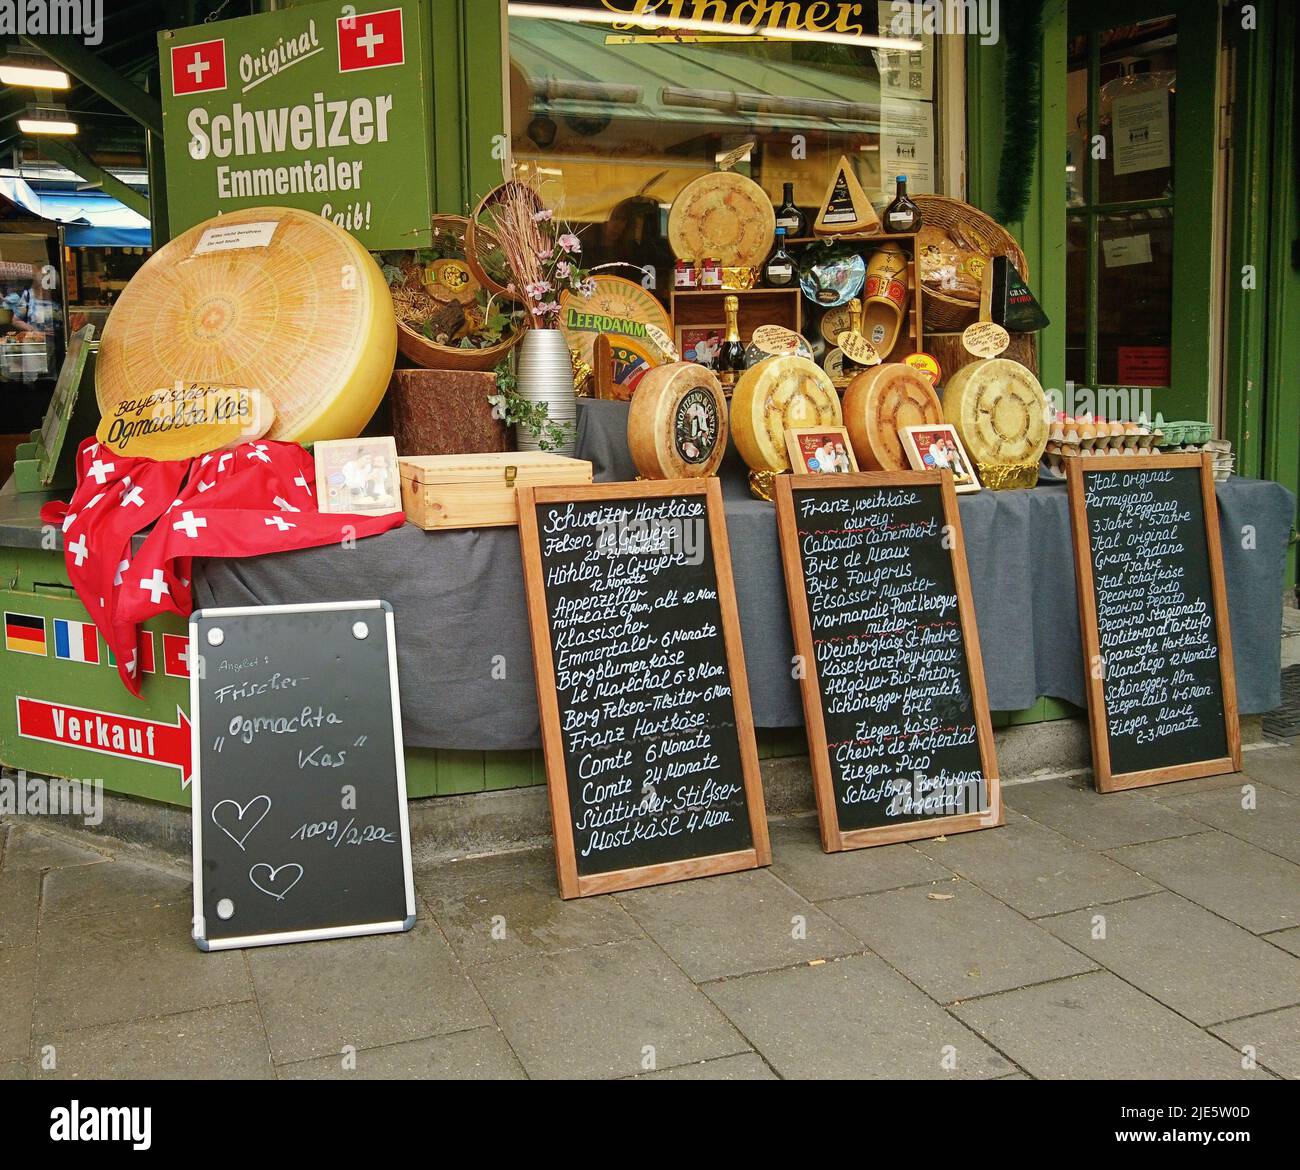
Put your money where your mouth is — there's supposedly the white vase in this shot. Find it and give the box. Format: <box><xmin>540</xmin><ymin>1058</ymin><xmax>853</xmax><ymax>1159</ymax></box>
<box><xmin>515</xmin><ymin>327</ymin><xmax>577</xmax><ymax>456</ymax></box>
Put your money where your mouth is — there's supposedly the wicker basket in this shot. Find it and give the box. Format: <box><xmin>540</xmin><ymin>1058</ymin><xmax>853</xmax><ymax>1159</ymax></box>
<box><xmin>393</xmin><ymin>214</ymin><xmax>520</xmax><ymax>372</ymax></box>
<box><xmin>914</xmin><ymin>195</ymin><xmax>1029</xmax><ymax>334</ymax></box>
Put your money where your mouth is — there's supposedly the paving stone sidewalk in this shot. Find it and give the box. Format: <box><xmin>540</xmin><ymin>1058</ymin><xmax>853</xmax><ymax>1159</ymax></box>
<box><xmin>2</xmin><ymin>746</ymin><xmax>1299</xmax><ymax>1080</ymax></box>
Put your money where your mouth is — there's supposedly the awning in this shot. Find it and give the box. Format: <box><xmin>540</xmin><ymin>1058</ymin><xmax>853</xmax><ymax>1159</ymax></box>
<box><xmin>0</xmin><ymin>175</ymin><xmax>151</xmax><ymax>246</ymax></box>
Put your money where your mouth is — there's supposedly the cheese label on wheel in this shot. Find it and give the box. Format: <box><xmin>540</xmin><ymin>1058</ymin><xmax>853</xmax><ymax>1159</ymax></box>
<box><xmin>836</xmin><ymin>331</ymin><xmax>882</xmax><ymax>367</ymax></box>
<box><xmin>942</xmin><ymin>358</ymin><xmax>1049</xmax><ymax>466</ymax></box>
<box><xmin>962</xmin><ymin>320</ymin><xmax>1011</xmax><ymax>358</ymax></box>
<box><xmin>628</xmin><ymin>362</ymin><xmax>728</xmax><ymax>479</ymax></box>
<box><xmin>730</xmin><ymin>356</ymin><xmax>842</xmax><ymax>474</ymax></box>
<box><xmin>746</xmin><ymin>324</ymin><xmax>813</xmax><ymax>367</ymax></box>
<box><xmin>97</xmin><ymin>383</ymin><xmax>274</xmax><ymax>459</ymax></box>
<box><xmin>843</xmin><ymin>363</ymin><xmax>942</xmax><ymax>472</ymax></box>
<box><xmin>559</xmin><ymin>275</ymin><xmax>672</xmax><ymax>376</ymax></box>
<box><xmin>97</xmin><ymin>206</ymin><xmax>396</xmax><ymax>446</ymax></box>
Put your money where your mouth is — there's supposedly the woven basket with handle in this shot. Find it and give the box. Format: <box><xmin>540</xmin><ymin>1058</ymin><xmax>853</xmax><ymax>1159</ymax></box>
<box><xmin>393</xmin><ymin>214</ymin><xmax>519</xmax><ymax>372</ymax></box>
<box><xmin>914</xmin><ymin>195</ymin><xmax>1029</xmax><ymax>334</ymax></box>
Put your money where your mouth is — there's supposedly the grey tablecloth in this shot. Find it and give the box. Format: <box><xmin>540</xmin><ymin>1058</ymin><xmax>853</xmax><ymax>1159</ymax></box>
<box><xmin>193</xmin><ymin>400</ymin><xmax>1295</xmax><ymax>749</ymax></box>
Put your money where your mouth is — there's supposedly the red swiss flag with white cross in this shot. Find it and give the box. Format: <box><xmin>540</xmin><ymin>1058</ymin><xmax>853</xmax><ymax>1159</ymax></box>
<box><xmin>171</xmin><ymin>39</ymin><xmax>227</xmax><ymax>96</ymax></box>
<box><xmin>337</xmin><ymin>8</ymin><xmax>405</xmax><ymax>72</ymax></box>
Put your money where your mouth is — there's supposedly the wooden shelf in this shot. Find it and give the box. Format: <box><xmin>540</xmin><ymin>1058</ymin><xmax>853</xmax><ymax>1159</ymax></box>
<box><xmin>670</xmin><ymin>286</ymin><xmax>802</xmax><ymax>342</ymax></box>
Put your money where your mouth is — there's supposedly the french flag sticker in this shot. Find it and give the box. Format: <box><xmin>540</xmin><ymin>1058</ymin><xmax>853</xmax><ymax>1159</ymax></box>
<box><xmin>53</xmin><ymin>618</ymin><xmax>100</xmax><ymax>665</ymax></box>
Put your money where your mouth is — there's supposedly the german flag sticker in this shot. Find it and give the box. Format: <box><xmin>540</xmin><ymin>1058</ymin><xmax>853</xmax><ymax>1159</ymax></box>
<box><xmin>5</xmin><ymin>612</ymin><xmax>47</xmax><ymax>656</ymax></box>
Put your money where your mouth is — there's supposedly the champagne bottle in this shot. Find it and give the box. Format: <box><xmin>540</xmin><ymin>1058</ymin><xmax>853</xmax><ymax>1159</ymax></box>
<box><xmin>762</xmin><ymin>227</ymin><xmax>797</xmax><ymax>288</ymax></box>
<box><xmin>883</xmin><ymin>174</ymin><xmax>921</xmax><ymax>233</ymax></box>
<box><xmin>775</xmin><ymin>181</ymin><xmax>807</xmax><ymax>238</ymax></box>
<box><xmin>717</xmin><ymin>294</ymin><xmax>746</xmax><ymax>392</ymax></box>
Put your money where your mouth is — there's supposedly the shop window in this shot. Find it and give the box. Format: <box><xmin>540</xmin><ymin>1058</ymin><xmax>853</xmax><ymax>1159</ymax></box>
<box><xmin>507</xmin><ymin>1</ymin><xmax>942</xmax><ymax>293</ymax></box>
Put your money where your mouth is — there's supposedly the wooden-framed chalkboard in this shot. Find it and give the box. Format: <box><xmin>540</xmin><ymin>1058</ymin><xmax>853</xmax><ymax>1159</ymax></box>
<box><xmin>189</xmin><ymin>601</ymin><xmax>416</xmax><ymax>950</ymax></box>
<box><xmin>1067</xmin><ymin>452</ymin><xmax>1241</xmax><ymax>793</ymax></box>
<box><xmin>774</xmin><ymin>471</ymin><xmax>1002</xmax><ymax>852</ymax></box>
<box><xmin>518</xmin><ymin>478</ymin><xmax>771</xmax><ymax>899</ymax></box>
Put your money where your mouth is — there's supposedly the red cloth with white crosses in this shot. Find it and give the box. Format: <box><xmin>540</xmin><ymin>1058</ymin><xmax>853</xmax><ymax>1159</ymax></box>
<box><xmin>40</xmin><ymin>437</ymin><xmax>405</xmax><ymax>696</ymax></box>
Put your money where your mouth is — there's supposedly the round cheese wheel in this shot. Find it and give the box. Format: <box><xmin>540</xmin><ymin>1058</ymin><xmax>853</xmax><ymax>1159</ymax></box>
<box><xmin>628</xmin><ymin>362</ymin><xmax>728</xmax><ymax>479</ymax></box>
<box><xmin>97</xmin><ymin>206</ymin><xmax>396</xmax><ymax>446</ymax></box>
<box><xmin>843</xmin><ymin>363</ymin><xmax>942</xmax><ymax>472</ymax></box>
<box><xmin>942</xmin><ymin>358</ymin><xmax>1049</xmax><ymax>465</ymax></box>
<box><xmin>730</xmin><ymin>356</ymin><xmax>842</xmax><ymax>474</ymax></box>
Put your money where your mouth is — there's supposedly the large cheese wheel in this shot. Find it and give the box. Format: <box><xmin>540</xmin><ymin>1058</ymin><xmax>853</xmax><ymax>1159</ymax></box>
<box><xmin>942</xmin><ymin>358</ymin><xmax>1049</xmax><ymax>465</ymax></box>
<box><xmin>97</xmin><ymin>206</ymin><xmax>396</xmax><ymax>446</ymax></box>
<box><xmin>730</xmin><ymin>356</ymin><xmax>842</xmax><ymax>473</ymax></box>
<box><xmin>843</xmin><ymin>363</ymin><xmax>942</xmax><ymax>472</ymax></box>
<box><xmin>628</xmin><ymin>363</ymin><xmax>728</xmax><ymax>479</ymax></box>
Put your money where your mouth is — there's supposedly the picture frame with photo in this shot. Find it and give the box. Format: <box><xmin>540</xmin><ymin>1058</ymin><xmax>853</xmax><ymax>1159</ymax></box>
<box><xmin>676</xmin><ymin>324</ymin><xmax>726</xmax><ymax>368</ymax></box>
<box><xmin>785</xmin><ymin>427</ymin><xmax>860</xmax><ymax>475</ymax></box>
<box><xmin>314</xmin><ymin>436</ymin><xmax>402</xmax><ymax>514</ymax></box>
<box><xmin>900</xmin><ymin>423</ymin><xmax>981</xmax><ymax>492</ymax></box>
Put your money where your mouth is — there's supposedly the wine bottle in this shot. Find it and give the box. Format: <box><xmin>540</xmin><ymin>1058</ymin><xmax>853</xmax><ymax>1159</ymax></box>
<box><xmin>717</xmin><ymin>294</ymin><xmax>746</xmax><ymax>392</ymax></box>
<box><xmin>840</xmin><ymin>298</ymin><xmax>867</xmax><ymax>376</ymax></box>
<box><xmin>883</xmin><ymin>174</ymin><xmax>921</xmax><ymax>233</ymax></box>
<box><xmin>775</xmin><ymin>182</ymin><xmax>807</xmax><ymax>238</ymax></box>
<box><xmin>762</xmin><ymin>228</ymin><xmax>797</xmax><ymax>288</ymax></box>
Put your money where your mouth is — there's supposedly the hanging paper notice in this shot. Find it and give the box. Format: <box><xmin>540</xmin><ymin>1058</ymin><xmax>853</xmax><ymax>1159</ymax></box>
<box><xmin>874</xmin><ymin>1</ymin><xmax>933</xmax><ymax>99</ymax></box>
<box><xmin>1102</xmin><ymin>234</ymin><xmax>1154</xmax><ymax>268</ymax></box>
<box><xmin>1111</xmin><ymin>89</ymin><xmax>1172</xmax><ymax>176</ymax></box>
<box><xmin>879</xmin><ymin>98</ymin><xmax>936</xmax><ymax>196</ymax></box>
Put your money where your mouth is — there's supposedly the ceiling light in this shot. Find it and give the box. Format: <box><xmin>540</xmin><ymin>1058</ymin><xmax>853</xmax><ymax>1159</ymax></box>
<box><xmin>507</xmin><ymin>2</ymin><xmax>759</xmax><ymax>37</ymax></box>
<box><xmin>0</xmin><ymin>61</ymin><xmax>71</xmax><ymax>88</ymax></box>
<box><xmin>19</xmin><ymin>117</ymin><xmax>78</xmax><ymax>136</ymax></box>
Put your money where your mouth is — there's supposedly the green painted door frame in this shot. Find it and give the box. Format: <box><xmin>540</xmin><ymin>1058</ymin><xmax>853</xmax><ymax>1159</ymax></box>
<box><xmin>969</xmin><ymin>1</ymin><xmax>1220</xmax><ymax>422</ymax></box>
<box><xmin>1222</xmin><ymin>0</ymin><xmax>1300</xmax><ymax>585</ymax></box>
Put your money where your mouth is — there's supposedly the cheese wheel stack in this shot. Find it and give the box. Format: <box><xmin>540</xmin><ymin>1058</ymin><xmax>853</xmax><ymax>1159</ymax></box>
<box><xmin>843</xmin><ymin>363</ymin><xmax>942</xmax><ymax>471</ymax></box>
<box><xmin>628</xmin><ymin>362</ymin><xmax>728</xmax><ymax>479</ymax></box>
<box><xmin>942</xmin><ymin>358</ymin><xmax>1049</xmax><ymax>466</ymax></box>
<box><xmin>97</xmin><ymin>206</ymin><xmax>397</xmax><ymax>448</ymax></box>
<box><xmin>730</xmin><ymin>356</ymin><xmax>842</xmax><ymax>473</ymax></box>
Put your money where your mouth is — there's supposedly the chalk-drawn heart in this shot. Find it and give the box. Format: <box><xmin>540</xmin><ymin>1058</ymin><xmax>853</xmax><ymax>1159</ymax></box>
<box><xmin>211</xmin><ymin>795</ymin><xmax>271</xmax><ymax>851</ymax></box>
<box><xmin>249</xmin><ymin>862</ymin><xmax>303</xmax><ymax>901</ymax></box>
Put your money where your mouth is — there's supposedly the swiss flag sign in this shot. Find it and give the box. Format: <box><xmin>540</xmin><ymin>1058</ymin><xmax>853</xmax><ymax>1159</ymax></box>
<box><xmin>337</xmin><ymin>8</ymin><xmax>405</xmax><ymax>72</ymax></box>
<box><xmin>171</xmin><ymin>39</ymin><xmax>227</xmax><ymax>96</ymax></box>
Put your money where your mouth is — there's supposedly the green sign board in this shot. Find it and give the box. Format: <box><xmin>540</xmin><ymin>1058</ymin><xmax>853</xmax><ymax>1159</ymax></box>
<box><xmin>159</xmin><ymin>0</ymin><xmax>433</xmax><ymax>249</ymax></box>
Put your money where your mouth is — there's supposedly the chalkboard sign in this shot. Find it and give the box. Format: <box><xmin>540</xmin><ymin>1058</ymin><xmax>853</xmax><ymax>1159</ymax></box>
<box><xmin>774</xmin><ymin>472</ymin><xmax>1002</xmax><ymax>852</ymax></box>
<box><xmin>189</xmin><ymin>601</ymin><xmax>415</xmax><ymax>950</ymax></box>
<box><xmin>518</xmin><ymin>479</ymin><xmax>771</xmax><ymax>898</ymax></box>
<box><xmin>1067</xmin><ymin>453</ymin><xmax>1241</xmax><ymax>792</ymax></box>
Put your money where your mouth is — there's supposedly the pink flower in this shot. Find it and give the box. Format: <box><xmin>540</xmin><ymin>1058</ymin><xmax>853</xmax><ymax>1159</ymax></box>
<box><xmin>579</xmin><ymin>277</ymin><xmax>597</xmax><ymax>297</ymax></box>
<box><xmin>558</xmin><ymin>233</ymin><xmax>581</xmax><ymax>254</ymax></box>
<box><xmin>555</xmin><ymin>260</ymin><xmax>572</xmax><ymax>279</ymax></box>
<box><xmin>532</xmin><ymin>209</ymin><xmax>554</xmax><ymax>222</ymax></box>
<box><xmin>524</xmin><ymin>280</ymin><xmax>552</xmax><ymax>300</ymax></box>
<box><xmin>535</xmin><ymin>300</ymin><xmax>561</xmax><ymax>318</ymax></box>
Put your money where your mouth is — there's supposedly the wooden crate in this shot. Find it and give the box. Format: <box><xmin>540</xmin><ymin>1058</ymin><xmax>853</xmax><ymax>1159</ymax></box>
<box><xmin>399</xmin><ymin>452</ymin><xmax>592</xmax><ymax>530</ymax></box>
<box><xmin>669</xmin><ymin>287</ymin><xmax>802</xmax><ymax>349</ymax></box>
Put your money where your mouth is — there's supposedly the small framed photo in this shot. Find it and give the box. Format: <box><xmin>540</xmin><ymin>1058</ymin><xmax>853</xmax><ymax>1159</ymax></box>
<box><xmin>313</xmin><ymin>436</ymin><xmax>401</xmax><ymax>514</ymax></box>
<box><xmin>785</xmin><ymin>426</ymin><xmax>859</xmax><ymax>475</ymax></box>
<box><xmin>676</xmin><ymin>324</ymin><xmax>726</xmax><ymax>367</ymax></box>
<box><xmin>900</xmin><ymin>424</ymin><xmax>981</xmax><ymax>492</ymax></box>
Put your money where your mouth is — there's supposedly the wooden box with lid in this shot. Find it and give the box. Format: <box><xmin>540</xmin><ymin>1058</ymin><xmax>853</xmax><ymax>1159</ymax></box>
<box><xmin>398</xmin><ymin>452</ymin><xmax>593</xmax><ymax>530</ymax></box>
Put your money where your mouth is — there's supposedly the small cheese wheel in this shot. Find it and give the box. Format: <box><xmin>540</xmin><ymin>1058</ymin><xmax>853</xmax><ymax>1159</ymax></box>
<box><xmin>628</xmin><ymin>362</ymin><xmax>728</xmax><ymax>479</ymax></box>
<box><xmin>730</xmin><ymin>356</ymin><xmax>842</xmax><ymax>473</ymax></box>
<box><xmin>843</xmin><ymin>363</ymin><xmax>942</xmax><ymax>472</ymax></box>
<box><xmin>943</xmin><ymin>358</ymin><xmax>1049</xmax><ymax>465</ymax></box>
<box><xmin>97</xmin><ymin>206</ymin><xmax>396</xmax><ymax>446</ymax></box>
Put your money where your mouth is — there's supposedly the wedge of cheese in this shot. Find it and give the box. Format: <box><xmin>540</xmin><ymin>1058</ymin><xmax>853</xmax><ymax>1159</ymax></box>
<box><xmin>96</xmin><ymin>206</ymin><xmax>397</xmax><ymax>447</ymax></box>
<box><xmin>942</xmin><ymin>358</ymin><xmax>1049</xmax><ymax>466</ymax></box>
<box><xmin>843</xmin><ymin>363</ymin><xmax>942</xmax><ymax>472</ymax></box>
<box><xmin>628</xmin><ymin>363</ymin><xmax>729</xmax><ymax>479</ymax></box>
<box><xmin>731</xmin><ymin>356</ymin><xmax>842</xmax><ymax>473</ymax></box>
